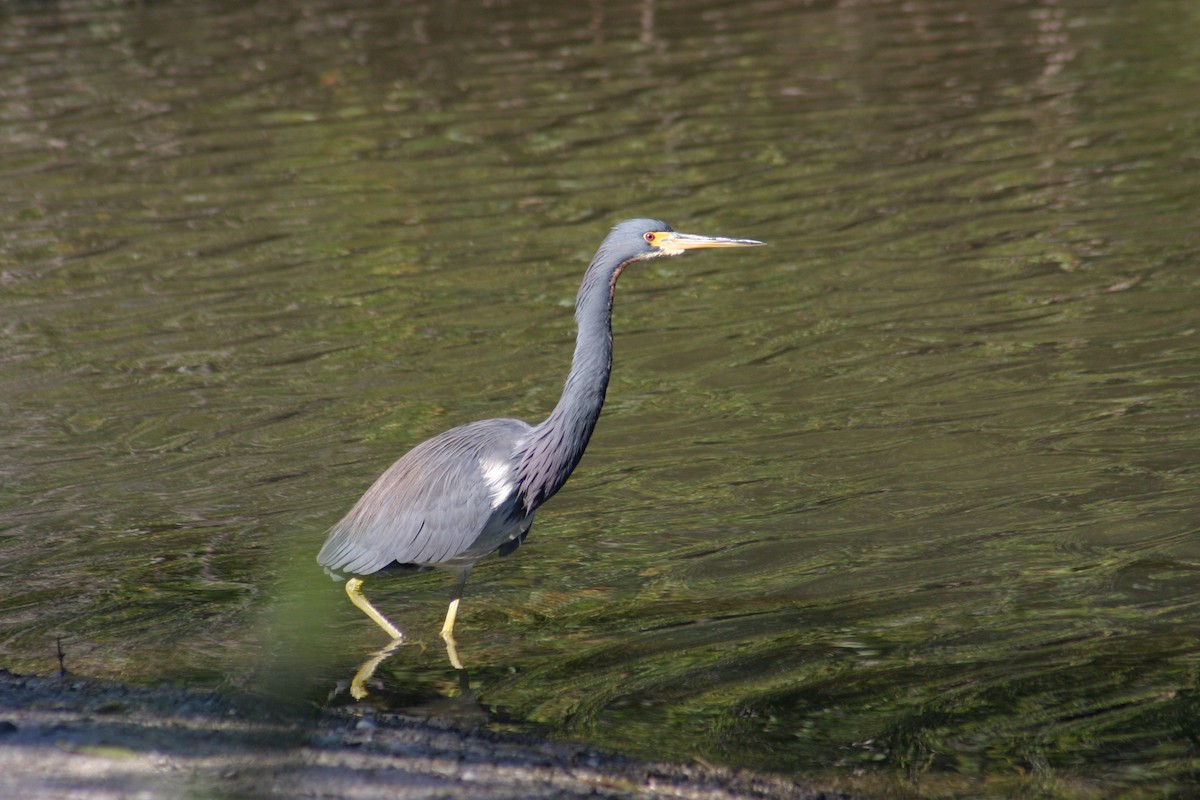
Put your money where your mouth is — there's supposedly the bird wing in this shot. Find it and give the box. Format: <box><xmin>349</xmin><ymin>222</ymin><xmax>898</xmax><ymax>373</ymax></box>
<box><xmin>316</xmin><ymin>418</ymin><xmax>533</xmax><ymax>576</ymax></box>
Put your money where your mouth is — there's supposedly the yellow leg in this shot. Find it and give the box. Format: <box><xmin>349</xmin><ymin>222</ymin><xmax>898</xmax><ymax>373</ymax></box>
<box><xmin>345</xmin><ymin>577</ymin><xmax>403</xmax><ymax>641</ymax></box>
<box><xmin>440</xmin><ymin>597</ymin><xmax>460</xmax><ymax>640</ymax></box>
<box><xmin>441</xmin><ymin>597</ymin><xmax>464</xmax><ymax>670</ymax></box>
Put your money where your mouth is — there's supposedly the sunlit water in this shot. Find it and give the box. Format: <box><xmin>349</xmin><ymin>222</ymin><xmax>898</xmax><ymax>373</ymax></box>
<box><xmin>3</xmin><ymin>1</ymin><xmax>1199</xmax><ymax>797</ymax></box>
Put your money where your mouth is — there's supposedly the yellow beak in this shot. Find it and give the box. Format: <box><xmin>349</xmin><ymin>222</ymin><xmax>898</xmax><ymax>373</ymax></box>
<box><xmin>655</xmin><ymin>231</ymin><xmax>765</xmax><ymax>254</ymax></box>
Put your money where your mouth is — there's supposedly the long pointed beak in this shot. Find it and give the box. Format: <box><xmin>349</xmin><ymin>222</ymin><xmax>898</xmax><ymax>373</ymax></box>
<box><xmin>659</xmin><ymin>231</ymin><xmax>766</xmax><ymax>253</ymax></box>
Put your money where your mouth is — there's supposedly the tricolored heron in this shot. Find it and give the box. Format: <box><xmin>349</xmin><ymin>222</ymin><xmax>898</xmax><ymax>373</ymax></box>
<box><xmin>317</xmin><ymin>218</ymin><xmax>763</xmax><ymax>662</ymax></box>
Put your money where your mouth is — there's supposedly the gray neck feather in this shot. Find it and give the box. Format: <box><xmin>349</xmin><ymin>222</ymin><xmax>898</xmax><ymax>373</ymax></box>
<box><xmin>515</xmin><ymin>254</ymin><xmax>625</xmax><ymax>512</ymax></box>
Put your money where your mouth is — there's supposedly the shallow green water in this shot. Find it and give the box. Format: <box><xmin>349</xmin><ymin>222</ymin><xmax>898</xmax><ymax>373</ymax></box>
<box><xmin>3</xmin><ymin>1</ymin><xmax>1199</xmax><ymax>797</ymax></box>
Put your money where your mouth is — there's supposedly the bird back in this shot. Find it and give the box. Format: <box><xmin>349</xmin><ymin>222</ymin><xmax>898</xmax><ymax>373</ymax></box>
<box><xmin>317</xmin><ymin>417</ymin><xmax>534</xmax><ymax>575</ymax></box>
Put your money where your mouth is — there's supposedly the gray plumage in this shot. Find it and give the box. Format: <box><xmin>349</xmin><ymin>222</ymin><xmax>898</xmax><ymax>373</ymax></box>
<box><xmin>317</xmin><ymin>418</ymin><xmax>535</xmax><ymax>573</ymax></box>
<box><xmin>316</xmin><ymin>218</ymin><xmax>763</xmax><ymax>642</ymax></box>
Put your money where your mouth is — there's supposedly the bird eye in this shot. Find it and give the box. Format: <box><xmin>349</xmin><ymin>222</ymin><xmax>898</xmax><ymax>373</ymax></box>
<box><xmin>644</xmin><ymin>232</ymin><xmax>656</xmax><ymax>244</ymax></box>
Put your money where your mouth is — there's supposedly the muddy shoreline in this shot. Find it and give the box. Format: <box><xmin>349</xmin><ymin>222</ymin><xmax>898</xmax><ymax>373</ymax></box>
<box><xmin>0</xmin><ymin>669</ymin><xmax>858</xmax><ymax>799</ymax></box>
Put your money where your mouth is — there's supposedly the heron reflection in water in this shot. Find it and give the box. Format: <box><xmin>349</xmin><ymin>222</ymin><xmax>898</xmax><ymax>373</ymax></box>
<box><xmin>317</xmin><ymin>219</ymin><xmax>764</xmax><ymax>697</ymax></box>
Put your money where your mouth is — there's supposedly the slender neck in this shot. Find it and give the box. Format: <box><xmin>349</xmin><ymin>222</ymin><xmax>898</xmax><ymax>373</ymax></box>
<box><xmin>516</xmin><ymin>262</ymin><xmax>624</xmax><ymax>511</ymax></box>
<box><xmin>546</xmin><ymin>268</ymin><xmax>617</xmax><ymax>448</ymax></box>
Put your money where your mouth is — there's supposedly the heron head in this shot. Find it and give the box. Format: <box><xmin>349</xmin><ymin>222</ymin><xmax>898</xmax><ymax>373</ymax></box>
<box><xmin>608</xmin><ymin>218</ymin><xmax>765</xmax><ymax>264</ymax></box>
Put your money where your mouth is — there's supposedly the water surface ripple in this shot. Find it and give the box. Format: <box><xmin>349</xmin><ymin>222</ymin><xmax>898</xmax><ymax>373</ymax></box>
<box><xmin>2</xmin><ymin>1</ymin><xmax>1199</xmax><ymax>797</ymax></box>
